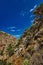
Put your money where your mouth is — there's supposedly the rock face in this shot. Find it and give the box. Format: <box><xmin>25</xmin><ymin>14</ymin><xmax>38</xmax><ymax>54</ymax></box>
<box><xmin>30</xmin><ymin>52</ymin><xmax>43</xmax><ymax>65</ymax></box>
<box><xmin>0</xmin><ymin>31</ymin><xmax>16</xmax><ymax>50</ymax></box>
<box><xmin>0</xmin><ymin>4</ymin><xmax>43</xmax><ymax>65</ymax></box>
<box><xmin>17</xmin><ymin>4</ymin><xmax>43</xmax><ymax>65</ymax></box>
<box><xmin>0</xmin><ymin>31</ymin><xmax>17</xmax><ymax>62</ymax></box>
<box><xmin>0</xmin><ymin>31</ymin><xmax>16</xmax><ymax>44</ymax></box>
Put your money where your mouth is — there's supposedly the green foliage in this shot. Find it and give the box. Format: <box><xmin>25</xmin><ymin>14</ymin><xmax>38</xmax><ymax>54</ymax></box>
<box><xmin>0</xmin><ymin>60</ymin><xmax>7</xmax><ymax>65</ymax></box>
<box><xmin>0</xmin><ymin>60</ymin><xmax>13</xmax><ymax>65</ymax></box>
<box><xmin>0</xmin><ymin>48</ymin><xmax>4</xmax><ymax>55</ymax></box>
<box><xmin>7</xmin><ymin>62</ymin><xmax>13</xmax><ymax>65</ymax></box>
<box><xmin>23</xmin><ymin>59</ymin><xmax>30</xmax><ymax>65</ymax></box>
<box><xmin>28</xmin><ymin>55</ymin><xmax>31</xmax><ymax>60</ymax></box>
<box><xmin>7</xmin><ymin>44</ymin><xmax>14</xmax><ymax>57</ymax></box>
<box><xmin>0</xmin><ymin>50</ymin><xmax>3</xmax><ymax>55</ymax></box>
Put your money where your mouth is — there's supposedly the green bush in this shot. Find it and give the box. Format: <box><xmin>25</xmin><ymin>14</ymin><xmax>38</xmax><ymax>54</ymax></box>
<box><xmin>7</xmin><ymin>62</ymin><xmax>13</xmax><ymax>65</ymax></box>
<box><xmin>0</xmin><ymin>48</ymin><xmax>4</xmax><ymax>55</ymax></box>
<box><xmin>23</xmin><ymin>59</ymin><xmax>30</xmax><ymax>65</ymax></box>
<box><xmin>0</xmin><ymin>60</ymin><xmax>13</xmax><ymax>65</ymax></box>
<box><xmin>0</xmin><ymin>60</ymin><xmax>7</xmax><ymax>65</ymax></box>
<box><xmin>7</xmin><ymin>44</ymin><xmax>14</xmax><ymax>57</ymax></box>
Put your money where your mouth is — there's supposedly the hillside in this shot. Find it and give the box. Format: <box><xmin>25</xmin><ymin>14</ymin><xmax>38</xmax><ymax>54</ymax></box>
<box><xmin>0</xmin><ymin>4</ymin><xmax>43</xmax><ymax>65</ymax></box>
<box><xmin>0</xmin><ymin>31</ymin><xmax>17</xmax><ymax>64</ymax></box>
<box><xmin>0</xmin><ymin>31</ymin><xmax>17</xmax><ymax>49</ymax></box>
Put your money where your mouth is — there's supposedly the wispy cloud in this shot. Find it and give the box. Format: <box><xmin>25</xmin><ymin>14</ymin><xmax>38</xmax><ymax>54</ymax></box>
<box><xmin>7</xmin><ymin>26</ymin><xmax>16</xmax><ymax>32</ymax></box>
<box><xmin>10</xmin><ymin>30</ymin><xmax>15</xmax><ymax>32</ymax></box>
<box><xmin>7</xmin><ymin>26</ymin><xmax>21</xmax><ymax>32</ymax></box>
<box><xmin>20</xmin><ymin>5</ymin><xmax>37</xmax><ymax>17</ymax></box>
<box><xmin>7</xmin><ymin>26</ymin><xmax>15</xmax><ymax>29</ymax></box>
<box><xmin>20</xmin><ymin>9</ymin><xmax>29</xmax><ymax>16</ymax></box>
<box><xmin>10</xmin><ymin>29</ymin><xmax>21</xmax><ymax>32</ymax></box>
<box><xmin>30</xmin><ymin>5</ymin><xmax>37</xmax><ymax>12</ymax></box>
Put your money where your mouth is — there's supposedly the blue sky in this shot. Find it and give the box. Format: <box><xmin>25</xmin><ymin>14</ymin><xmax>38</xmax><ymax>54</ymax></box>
<box><xmin>0</xmin><ymin>0</ymin><xmax>43</xmax><ymax>38</ymax></box>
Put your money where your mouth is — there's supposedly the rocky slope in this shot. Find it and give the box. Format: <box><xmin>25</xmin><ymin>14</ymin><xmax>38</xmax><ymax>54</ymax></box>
<box><xmin>0</xmin><ymin>31</ymin><xmax>17</xmax><ymax>64</ymax></box>
<box><xmin>16</xmin><ymin>4</ymin><xmax>43</xmax><ymax>65</ymax></box>
<box><xmin>0</xmin><ymin>31</ymin><xmax>16</xmax><ymax>44</ymax></box>
<box><xmin>0</xmin><ymin>31</ymin><xmax>17</xmax><ymax>50</ymax></box>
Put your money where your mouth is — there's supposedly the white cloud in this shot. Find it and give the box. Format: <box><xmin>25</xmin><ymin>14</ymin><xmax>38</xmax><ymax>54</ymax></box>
<box><xmin>30</xmin><ymin>8</ymin><xmax>33</xmax><ymax>12</ymax></box>
<box><xmin>30</xmin><ymin>5</ymin><xmax>37</xmax><ymax>12</ymax></box>
<box><xmin>7</xmin><ymin>26</ymin><xmax>15</xmax><ymax>29</ymax></box>
<box><xmin>10</xmin><ymin>29</ymin><xmax>21</xmax><ymax>32</ymax></box>
<box><xmin>20</xmin><ymin>9</ymin><xmax>29</xmax><ymax>17</ymax></box>
<box><xmin>10</xmin><ymin>30</ymin><xmax>15</xmax><ymax>32</ymax></box>
<box><xmin>7</xmin><ymin>26</ymin><xmax>21</xmax><ymax>33</ymax></box>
